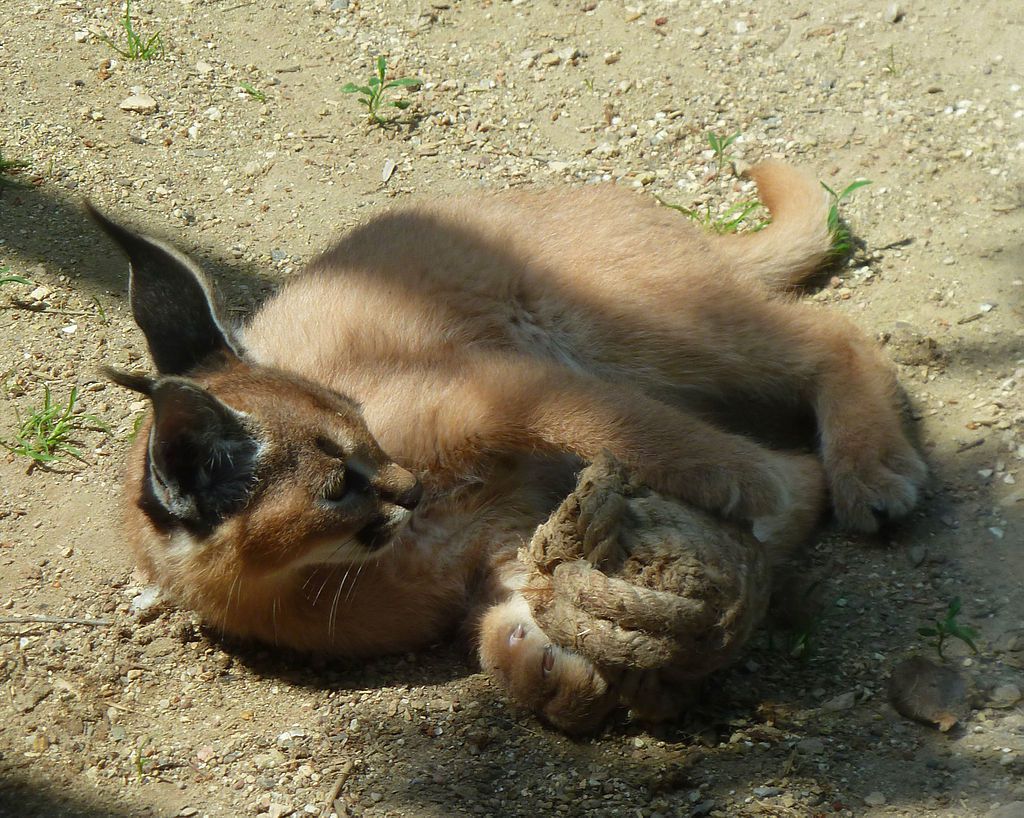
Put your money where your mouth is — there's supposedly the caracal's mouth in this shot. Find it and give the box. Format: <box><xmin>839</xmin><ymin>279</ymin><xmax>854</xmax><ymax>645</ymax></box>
<box><xmin>293</xmin><ymin>507</ymin><xmax>414</xmax><ymax>570</ymax></box>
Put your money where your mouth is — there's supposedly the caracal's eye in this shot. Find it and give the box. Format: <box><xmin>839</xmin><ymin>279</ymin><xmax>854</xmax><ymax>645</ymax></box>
<box><xmin>323</xmin><ymin>471</ymin><xmax>348</xmax><ymax>502</ymax></box>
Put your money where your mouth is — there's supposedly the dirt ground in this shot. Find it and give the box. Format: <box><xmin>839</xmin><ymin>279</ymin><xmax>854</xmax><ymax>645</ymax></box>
<box><xmin>1</xmin><ymin>0</ymin><xmax>1022</xmax><ymax>816</ymax></box>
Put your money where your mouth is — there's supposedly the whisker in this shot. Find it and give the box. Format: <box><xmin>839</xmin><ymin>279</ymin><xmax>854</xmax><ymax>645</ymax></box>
<box><xmin>271</xmin><ymin>596</ymin><xmax>279</xmax><ymax>647</ymax></box>
<box><xmin>302</xmin><ymin>563</ymin><xmax>325</xmax><ymax>591</ymax></box>
<box><xmin>327</xmin><ymin>566</ymin><xmax>352</xmax><ymax>643</ymax></box>
<box><xmin>221</xmin><ymin>572</ymin><xmax>241</xmax><ymax>640</ymax></box>
<box><xmin>343</xmin><ymin>561</ymin><xmax>365</xmax><ymax>605</ymax></box>
<box><xmin>311</xmin><ymin>561</ymin><xmax>342</xmax><ymax>607</ymax></box>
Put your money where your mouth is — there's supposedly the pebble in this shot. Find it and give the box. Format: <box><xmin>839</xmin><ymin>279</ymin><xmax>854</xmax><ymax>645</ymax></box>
<box><xmin>130</xmin><ymin>585</ymin><xmax>161</xmax><ymax>615</ymax></box>
<box><xmin>864</xmin><ymin>791</ymin><xmax>887</xmax><ymax>806</ymax></box>
<box><xmin>989</xmin><ymin>684</ymin><xmax>1022</xmax><ymax>708</ymax></box>
<box><xmin>821</xmin><ymin>691</ymin><xmax>857</xmax><ymax>711</ymax></box>
<box><xmin>119</xmin><ymin>94</ymin><xmax>158</xmax><ymax>114</ymax></box>
<box><xmin>753</xmin><ymin>786</ymin><xmax>781</xmax><ymax>797</ymax></box>
<box><xmin>797</xmin><ymin>737</ymin><xmax>826</xmax><ymax>755</ymax></box>
<box><xmin>253</xmin><ymin>749</ymin><xmax>287</xmax><ymax>769</ymax></box>
<box><xmin>883</xmin><ymin>3</ymin><xmax>903</xmax><ymax>24</ymax></box>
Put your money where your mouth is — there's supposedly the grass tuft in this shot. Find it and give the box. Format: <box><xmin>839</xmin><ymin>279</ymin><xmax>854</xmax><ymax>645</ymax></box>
<box><xmin>1</xmin><ymin>265</ymin><xmax>33</xmax><ymax>286</ymax></box>
<box><xmin>822</xmin><ymin>178</ymin><xmax>872</xmax><ymax>257</ymax></box>
<box><xmin>99</xmin><ymin>0</ymin><xmax>163</xmax><ymax>61</ymax></box>
<box><xmin>1</xmin><ymin>386</ymin><xmax>108</xmax><ymax>467</ymax></box>
<box><xmin>342</xmin><ymin>56</ymin><xmax>421</xmax><ymax>127</ymax></box>
<box><xmin>0</xmin><ymin>149</ymin><xmax>30</xmax><ymax>188</ymax></box>
<box><xmin>239</xmin><ymin>81</ymin><xmax>267</xmax><ymax>103</ymax></box>
<box><xmin>656</xmin><ymin>195</ymin><xmax>769</xmax><ymax>235</ymax></box>
<box><xmin>918</xmin><ymin>596</ymin><xmax>979</xmax><ymax>659</ymax></box>
<box><xmin>707</xmin><ymin>130</ymin><xmax>741</xmax><ymax>175</ymax></box>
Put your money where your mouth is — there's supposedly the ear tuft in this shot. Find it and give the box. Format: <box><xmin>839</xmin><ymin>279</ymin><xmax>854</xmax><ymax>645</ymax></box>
<box><xmin>87</xmin><ymin>203</ymin><xmax>244</xmax><ymax>376</ymax></box>
<box><xmin>100</xmin><ymin>366</ymin><xmax>155</xmax><ymax>396</ymax></box>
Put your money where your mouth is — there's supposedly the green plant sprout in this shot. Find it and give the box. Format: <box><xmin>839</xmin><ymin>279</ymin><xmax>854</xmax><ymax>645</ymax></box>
<box><xmin>707</xmin><ymin>130</ymin><xmax>741</xmax><ymax>174</ymax></box>
<box><xmin>1</xmin><ymin>386</ymin><xmax>108</xmax><ymax>467</ymax></box>
<box><xmin>342</xmin><ymin>56</ymin><xmax>421</xmax><ymax>125</ymax></box>
<box><xmin>656</xmin><ymin>195</ymin><xmax>768</xmax><ymax>235</ymax></box>
<box><xmin>133</xmin><ymin>737</ymin><xmax>154</xmax><ymax>781</ymax></box>
<box><xmin>1</xmin><ymin>266</ymin><xmax>33</xmax><ymax>286</ymax></box>
<box><xmin>918</xmin><ymin>596</ymin><xmax>979</xmax><ymax>659</ymax></box>
<box><xmin>883</xmin><ymin>44</ymin><xmax>902</xmax><ymax>77</ymax></box>
<box><xmin>0</xmin><ymin>149</ymin><xmax>30</xmax><ymax>187</ymax></box>
<box><xmin>239</xmin><ymin>81</ymin><xmax>267</xmax><ymax>103</ymax></box>
<box><xmin>99</xmin><ymin>0</ymin><xmax>163</xmax><ymax>61</ymax></box>
<box><xmin>822</xmin><ymin>178</ymin><xmax>872</xmax><ymax>257</ymax></box>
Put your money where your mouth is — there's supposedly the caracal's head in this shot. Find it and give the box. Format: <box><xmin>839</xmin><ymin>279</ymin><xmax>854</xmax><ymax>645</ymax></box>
<box><xmin>89</xmin><ymin>206</ymin><xmax>422</xmax><ymax>602</ymax></box>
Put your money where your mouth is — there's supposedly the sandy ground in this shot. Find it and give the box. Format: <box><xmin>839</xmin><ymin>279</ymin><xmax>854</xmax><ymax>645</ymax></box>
<box><xmin>1</xmin><ymin>0</ymin><xmax>1023</xmax><ymax>816</ymax></box>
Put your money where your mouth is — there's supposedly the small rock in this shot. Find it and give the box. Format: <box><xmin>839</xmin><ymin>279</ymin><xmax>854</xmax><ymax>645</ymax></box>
<box><xmin>74</xmin><ymin>30</ymin><xmax>89</xmax><ymax>43</ymax></box>
<box><xmin>267</xmin><ymin>805</ymin><xmax>293</xmax><ymax>818</ymax></box>
<box><xmin>13</xmin><ymin>684</ymin><xmax>52</xmax><ymax>714</ymax></box>
<box><xmin>753</xmin><ymin>786</ymin><xmax>781</xmax><ymax>797</ymax></box>
<box><xmin>889</xmin><ymin>656</ymin><xmax>968</xmax><ymax>731</ymax></box>
<box><xmin>691</xmin><ymin>802</ymin><xmax>715</xmax><ymax>817</ymax></box>
<box><xmin>277</xmin><ymin>728</ymin><xmax>306</xmax><ymax>746</ymax></box>
<box><xmin>119</xmin><ymin>94</ymin><xmax>158</xmax><ymax>114</ymax></box>
<box><xmin>204</xmin><ymin>106</ymin><xmax>222</xmax><ymax>121</ymax></box>
<box><xmin>908</xmin><ymin>544</ymin><xmax>927</xmax><ymax>567</ymax></box>
<box><xmin>733</xmin><ymin>20</ymin><xmax>748</xmax><ymax>34</ymax></box>
<box><xmin>797</xmin><ymin>737</ymin><xmax>826</xmax><ymax>755</ymax></box>
<box><xmin>130</xmin><ymin>585</ymin><xmax>162</xmax><ymax>616</ymax></box>
<box><xmin>883</xmin><ymin>3</ymin><xmax>903</xmax><ymax>23</ymax></box>
<box><xmin>864</xmin><ymin>791</ymin><xmax>887</xmax><ymax>806</ymax></box>
<box><xmin>989</xmin><ymin>684</ymin><xmax>1022</xmax><ymax>708</ymax></box>
<box><xmin>195</xmin><ymin>60</ymin><xmax>214</xmax><ymax>74</ymax></box>
<box><xmin>821</xmin><ymin>691</ymin><xmax>857</xmax><ymax>711</ymax></box>
<box><xmin>253</xmin><ymin>748</ymin><xmax>287</xmax><ymax>769</ymax></box>
<box><xmin>987</xmin><ymin>804</ymin><xmax>1024</xmax><ymax>818</ymax></box>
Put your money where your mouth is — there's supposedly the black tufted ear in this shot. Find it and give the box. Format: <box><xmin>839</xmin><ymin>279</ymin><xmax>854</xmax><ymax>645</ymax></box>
<box><xmin>144</xmin><ymin>378</ymin><xmax>260</xmax><ymax>530</ymax></box>
<box><xmin>86</xmin><ymin>202</ymin><xmax>243</xmax><ymax>375</ymax></box>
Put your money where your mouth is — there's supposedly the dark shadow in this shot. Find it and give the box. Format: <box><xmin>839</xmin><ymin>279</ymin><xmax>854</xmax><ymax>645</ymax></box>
<box><xmin>0</xmin><ymin>770</ymin><xmax>144</xmax><ymax>818</ymax></box>
<box><xmin>200</xmin><ymin>621</ymin><xmax>474</xmax><ymax>691</ymax></box>
<box><xmin>0</xmin><ymin>180</ymin><xmax>279</xmax><ymax>313</ymax></box>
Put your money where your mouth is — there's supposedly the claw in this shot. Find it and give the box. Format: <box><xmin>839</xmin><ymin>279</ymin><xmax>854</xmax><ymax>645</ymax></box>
<box><xmin>542</xmin><ymin>644</ymin><xmax>555</xmax><ymax>675</ymax></box>
<box><xmin>509</xmin><ymin>623</ymin><xmax>526</xmax><ymax>644</ymax></box>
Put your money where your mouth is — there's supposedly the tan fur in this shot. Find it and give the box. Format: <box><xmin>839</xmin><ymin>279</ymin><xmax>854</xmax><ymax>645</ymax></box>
<box><xmin>116</xmin><ymin>161</ymin><xmax>925</xmax><ymax>730</ymax></box>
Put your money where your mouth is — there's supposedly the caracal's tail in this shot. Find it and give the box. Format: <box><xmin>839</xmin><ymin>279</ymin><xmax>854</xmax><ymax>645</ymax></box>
<box><xmin>714</xmin><ymin>160</ymin><xmax>832</xmax><ymax>292</ymax></box>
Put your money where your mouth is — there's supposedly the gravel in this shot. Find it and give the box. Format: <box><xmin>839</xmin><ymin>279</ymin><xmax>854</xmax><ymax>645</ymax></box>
<box><xmin>1</xmin><ymin>0</ymin><xmax>1023</xmax><ymax>816</ymax></box>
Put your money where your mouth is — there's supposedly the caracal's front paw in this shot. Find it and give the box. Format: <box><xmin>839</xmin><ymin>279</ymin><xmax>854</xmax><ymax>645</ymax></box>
<box><xmin>479</xmin><ymin>598</ymin><xmax>618</xmax><ymax>734</ymax></box>
<box><xmin>827</xmin><ymin>432</ymin><xmax>927</xmax><ymax>532</ymax></box>
<box><xmin>750</xmin><ymin>452</ymin><xmax>827</xmax><ymax>554</ymax></box>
